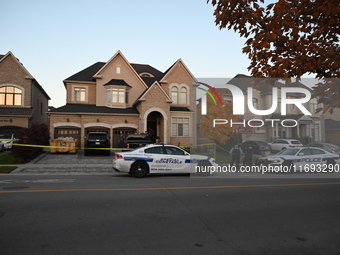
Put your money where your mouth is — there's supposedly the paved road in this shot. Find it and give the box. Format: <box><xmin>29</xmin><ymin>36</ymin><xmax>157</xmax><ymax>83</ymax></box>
<box><xmin>1</xmin><ymin>174</ymin><xmax>340</xmax><ymax>255</ymax></box>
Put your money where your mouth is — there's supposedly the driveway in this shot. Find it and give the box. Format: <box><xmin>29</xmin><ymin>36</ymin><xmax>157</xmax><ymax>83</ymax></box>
<box><xmin>11</xmin><ymin>150</ymin><xmax>117</xmax><ymax>175</ymax></box>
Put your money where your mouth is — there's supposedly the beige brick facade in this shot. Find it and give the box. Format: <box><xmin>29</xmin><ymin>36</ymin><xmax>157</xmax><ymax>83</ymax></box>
<box><xmin>0</xmin><ymin>52</ymin><xmax>50</xmax><ymax>136</ymax></box>
<box><xmin>49</xmin><ymin>51</ymin><xmax>198</xmax><ymax>148</ymax></box>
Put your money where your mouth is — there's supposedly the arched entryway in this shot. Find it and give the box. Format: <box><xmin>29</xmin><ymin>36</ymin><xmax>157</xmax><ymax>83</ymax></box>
<box><xmin>146</xmin><ymin>111</ymin><xmax>165</xmax><ymax>143</ymax></box>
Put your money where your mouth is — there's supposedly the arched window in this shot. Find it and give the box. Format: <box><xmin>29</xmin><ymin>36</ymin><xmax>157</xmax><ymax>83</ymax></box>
<box><xmin>180</xmin><ymin>87</ymin><xmax>187</xmax><ymax>104</ymax></box>
<box><xmin>252</xmin><ymin>98</ymin><xmax>258</xmax><ymax>109</ymax></box>
<box><xmin>171</xmin><ymin>86</ymin><xmax>178</xmax><ymax>104</ymax></box>
<box><xmin>0</xmin><ymin>86</ymin><xmax>22</xmax><ymax>106</ymax></box>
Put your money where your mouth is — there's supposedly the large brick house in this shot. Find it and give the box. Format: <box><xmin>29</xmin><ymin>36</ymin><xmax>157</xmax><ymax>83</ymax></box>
<box><xmin>49</xmin><ymin>51</ymin><xmax>197</xmax><ymax>148</ymax></box>
<box><xmin>0</xmin><ymin>51</ymin><xmax>50</xmax><ymax>136</ymax></box>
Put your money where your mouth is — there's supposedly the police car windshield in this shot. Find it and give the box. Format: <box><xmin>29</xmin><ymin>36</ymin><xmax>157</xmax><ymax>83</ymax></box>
<box><xmin>277</xmin><ymin>148</ymin><xmax>300</xmax><ymax>155</ymax></box>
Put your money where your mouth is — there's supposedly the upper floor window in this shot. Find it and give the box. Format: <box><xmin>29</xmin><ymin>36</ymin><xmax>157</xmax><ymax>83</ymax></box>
<box><xmin>0</xmin><ymin>86</ymin><xmax>22</xmax><ymax>106</ymax></box>
<box><xmin>106</xmin><ymin>88</ymin><xmax>126</xmax><ymax>104</ymax></box>
<box><xmin>252</xmin><ymin>98</ymin><xmax>258</xmax><ymax>109</ymax></box>
<box><xmin>171</xmin><ymin>87</ymin><xmax>178</xmax><ymax>104</ymax></box>
<box><xmin>309</xmin><ymin>98</ymin><xmax>318</xmax><ymax>114</ymax></box>
<box><xmin>171</xmin><ymin>85</ymin><xmax>188</xmax><ymax>105</ymax></box>
<box><xmin>74</xmin><ymin>87</ymin><xmax>86</xmax><ymax>102</ymax></box>
<box><xmin>180</xmin><ymin>87</ymin><xmax>187</xmax><ymax>104</ymax></box>
<box><xmin>116</xmin><ymin>65</ymin><xmax>121</xmax><ymax>75</ymax></box>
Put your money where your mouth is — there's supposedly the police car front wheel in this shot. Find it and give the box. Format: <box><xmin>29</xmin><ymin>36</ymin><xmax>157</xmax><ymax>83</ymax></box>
<box><xmin>130</xmin><ymin>161</ymin><xmax>149</xmax><ymax>178</ymax></box>
<box><xmin>327</xmin><ymin>160</ymin><xmax>336</xmax><ymax>170</ymax></box>
<box><xmin>282</xmin><ymin>160</ymin><xmax>293</xmax><ymax>169</ymax></box>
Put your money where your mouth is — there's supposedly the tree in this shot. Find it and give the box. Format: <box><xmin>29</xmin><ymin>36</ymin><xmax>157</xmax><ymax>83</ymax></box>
<box><xmin>208</xmin><ymin>0</ymin><xmax>340</xmax><ymax>112</ymax></box>
<box><xmin>13</xmin><ymin>123</ymin><xmax>49</xmax><ymax>163</ymax></box>
<box><xmin>199</xmin><ymin>91</ymin><xmax>238</xmax><ymax>144</ymax></box>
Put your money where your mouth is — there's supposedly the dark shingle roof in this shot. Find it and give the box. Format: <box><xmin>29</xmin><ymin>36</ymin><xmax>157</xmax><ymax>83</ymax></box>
<box><xmin>140</xmin><ymin>77</ymin><xmax>158</xmax><ymax>87</ymax></box>
<box><xmin>50</xmin><ymin>104</ymin><xmax>139</xmax><ymax>114</ymax></box>
<box><xmin>170</xmin><ymin>107</ymin><xmax>191</xmax><ymax>112</ymax></box>
<box><xmin>64</xmin><ymin>62</ymin><xmax>105</xmax><ymax>82</ymax></box>
<box><xmin>103</xmin><ymin>79</ymin><xmax>132</xmax><ymax>87</ymax></box>
<box><xmin>0</xmin><ymin>107</ymin><xmax>33</xmax><ymax>117</ymax></box>
<box><xmin>130</xmin><ymin>63</ymin><xmax>164</xmax><ymax>81</ymax></box>
<box><xmin>64</xmin><ymin>61</ymin><xmax>165</xmax><ymax>85</ymax></box>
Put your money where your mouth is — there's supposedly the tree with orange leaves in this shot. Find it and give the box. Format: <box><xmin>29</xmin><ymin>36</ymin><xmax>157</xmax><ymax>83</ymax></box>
<box><xmin>198</xmin><ymin>91</ymin><xmax>238</xmax><ymax>144</ymax></box>
<box><xmin>208</xmin><ymin>0</ymin><xmax>340</xmax><ymax>113</ymax></box>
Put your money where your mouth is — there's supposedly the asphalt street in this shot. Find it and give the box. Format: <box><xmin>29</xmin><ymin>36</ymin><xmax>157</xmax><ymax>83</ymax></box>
<box><xmin>1</xmin><ymin>173</ymin><xmax>340</xmax><ymax>255</ymax></box>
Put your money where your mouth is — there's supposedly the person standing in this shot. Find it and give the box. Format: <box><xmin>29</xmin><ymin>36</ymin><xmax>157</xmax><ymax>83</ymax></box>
<box><xmin>118</xmin><ymin>131</ymin><xmax>125</xmax><ymax>148</ymax></box>
<box><xmin>230</xmin><ymin>144</ymin><xmax>243</xmax><ymax>170</ymax></box>
<box><xmin>243</xmin><ymin>144</ymin><xmax>253</xmax><ymax>167</ymax></box>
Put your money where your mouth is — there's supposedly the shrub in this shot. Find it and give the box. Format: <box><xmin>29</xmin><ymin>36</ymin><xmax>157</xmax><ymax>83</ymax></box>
<box><xmin>13</xmin><ymin>123</ymin><xmax>49</xmax><ymax>163</ymax></box>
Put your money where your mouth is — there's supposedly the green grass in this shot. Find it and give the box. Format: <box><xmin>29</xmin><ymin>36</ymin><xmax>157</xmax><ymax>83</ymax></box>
<box><xmin>0</xmin><ymin>166</ymin><xmax>17</xmax><ymax>174</ymax></box>
<box><xmin>0</xmin><ymin>153</ymin><xmax>21</xmax><ymax>164</ymax></box>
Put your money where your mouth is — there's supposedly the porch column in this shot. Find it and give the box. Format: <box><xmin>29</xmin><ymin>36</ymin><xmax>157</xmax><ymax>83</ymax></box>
<box><xmin>275</xmin><ymin>122</ymin><xmax>279</xmax><ymax>139</ymax></box>
<box><xmin>80</xmin><ymin>126</ymin><xmax>85</xmax><ymax>149</ymax></box>
<box><xmin>109</xmin><ymin>128</ymin><xmax>113</xmax><ymax>148</ymax></box>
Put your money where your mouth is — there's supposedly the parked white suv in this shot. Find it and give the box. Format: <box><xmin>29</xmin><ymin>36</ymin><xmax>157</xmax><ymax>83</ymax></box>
<box><xmin>0</xmin><ymin>134</ymin><xmax>15</xmax><ymax>149</ymax></box>
<box><xmin>268</xmin><ymin>139</ymin><xmax>303</xmax><ymax>152</ymax></box>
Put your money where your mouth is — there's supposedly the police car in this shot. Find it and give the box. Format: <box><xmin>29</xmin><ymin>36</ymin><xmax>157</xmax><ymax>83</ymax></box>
<box><xmin>257</xmin><ymin>147</ymin><xmax>340</xmax><ymax>169</ymax></box>
<box><xmin>113</xmin><ymin>144</ymin><xmax>217</xmax><ymax>178</ymax></box>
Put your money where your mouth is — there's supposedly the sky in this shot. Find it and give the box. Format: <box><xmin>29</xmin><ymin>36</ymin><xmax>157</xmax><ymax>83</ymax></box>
<box><xmin>2</xmin><ymin>0</ymin><xmax>254</xmax><ymax>107</ymax></box>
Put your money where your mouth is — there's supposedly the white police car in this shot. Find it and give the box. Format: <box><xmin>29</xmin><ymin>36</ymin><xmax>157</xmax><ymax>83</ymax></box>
<box><xmin>113</xmin><ymin>144</ymin><xmax>217</xmax><ymax>178</ymax></box>
<box><xmin>258</xmin><ymin>147</ymin><xmax>340</xmax><ymax>169</ymax></box>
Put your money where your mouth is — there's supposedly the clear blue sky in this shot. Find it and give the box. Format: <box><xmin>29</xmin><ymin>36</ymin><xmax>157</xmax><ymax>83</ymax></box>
<box><xmin>1</xmin><ymin>0</ymin><xmax>251</xmax><ymax>107</ymax></box>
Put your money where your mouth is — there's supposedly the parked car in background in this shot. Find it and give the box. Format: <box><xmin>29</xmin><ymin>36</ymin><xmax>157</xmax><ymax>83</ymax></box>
<box><xmin>268</xmin><ymin>139</ymin><xmax>303</xmax><ymax>152</ymax></box>
<box><xmin>0</xmin><ymin>134</ymin><xmax>15</xmax><ymax>149</ymax></box>
<box><xmin>84</xmin><ymin>132</ymin><xmax>110</xmax><ymax>156</ymax></box>
<box><xmin>242</xmin><ymin>141</ymin><xmax>271</xmax><ymax>155</ymax></box>
<box><xmin>124</xmin><ymin>133</ymin><xmax>153</xmax><ymax>149</ymax></box>
<box><xmin>258</xmin><ymin>147</ymin><xmax>339</xmax><ymax>169</ymax></box>
<box><xmin>307</xmin><ymin>142</ymin><xmax>340</xmax><ymax>154</ymax></box>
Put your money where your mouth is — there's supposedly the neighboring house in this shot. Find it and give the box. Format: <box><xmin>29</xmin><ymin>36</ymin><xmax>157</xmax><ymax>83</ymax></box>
<box><xmin>49</xmin><ymin>51</ymin><xmax>197</xmax><ymax>148</ymax></box>
<box><xmin>199</xmin><ymin>74</ymin><xmax>325</xmax><ymax>144</ymax></box>
<box><xmin>324</xmin><ymin>109</ymin><xmax>340</xmax><ymax>146</ymax></box>
<box><xmin>0</xmin><ymin>51</ymin><xmax>50</xmax><ymax>136</ymax></box>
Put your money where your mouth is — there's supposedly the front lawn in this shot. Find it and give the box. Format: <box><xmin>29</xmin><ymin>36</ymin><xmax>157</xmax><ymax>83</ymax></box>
<box><xmin>0</xmin><ymin>166</ymin><xmax>17</xmax><ymax>174</ymax></box>
<box><xmin>0</xmin><ymin>153</ymin><xmax>21</xmax><ymax>164</ymax></box>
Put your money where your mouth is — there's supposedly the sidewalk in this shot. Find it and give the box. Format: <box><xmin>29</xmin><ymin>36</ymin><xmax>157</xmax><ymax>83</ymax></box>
<box><xmin>8</xmin><ymin>151</ymin><xmax>116</xmax><ymax>175</ymax></box>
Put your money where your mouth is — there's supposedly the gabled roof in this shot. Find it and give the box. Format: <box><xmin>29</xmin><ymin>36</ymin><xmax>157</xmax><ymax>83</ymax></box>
<box><xmin>0</xmin><ymin>51</ymin><xmax>34</xmax><ymax>79</ymax></box>
<box><xmin>63</xmin><ymin>52</ymin><xmax>165</xmax><ymax>87</ymax></box>
<box><xmin>49</xmin><ymin>103</ymin><xmax>139</xmax><ymax>115</ymax></box>
<box><xmin>134</xmin><ymin>81</ymin><xmax>172</xmax><ymax>105</ymax></box>
<box><xmin>64</xmin><ymin>62</ymin><xmax>105</xmax><ymax>83</ymax></box>
<box><xmin>0</xmin><ymin>51</ymin><xmax>50</xmax><ymax>100</ymax></box>
<box><xmin>93</xmin><ymin>51</ymin><xmax>149</xmax><ymax>90</ymax></box>
<box><xmin>160</xmin><ymin>58</ymin><xmax>197</xmax><ymax>83</ymax></box>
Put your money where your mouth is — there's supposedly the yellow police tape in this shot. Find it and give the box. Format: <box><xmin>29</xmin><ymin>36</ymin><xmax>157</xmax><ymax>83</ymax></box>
<box><xmin>11</xmin><ymin>143</ymin><xmax>133</xmax><ymax>151</ymax></box>
<box><xmin>9</xmin><ymin>142</ymin><xmax>220</xmax><ymax>152</ymax></box>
